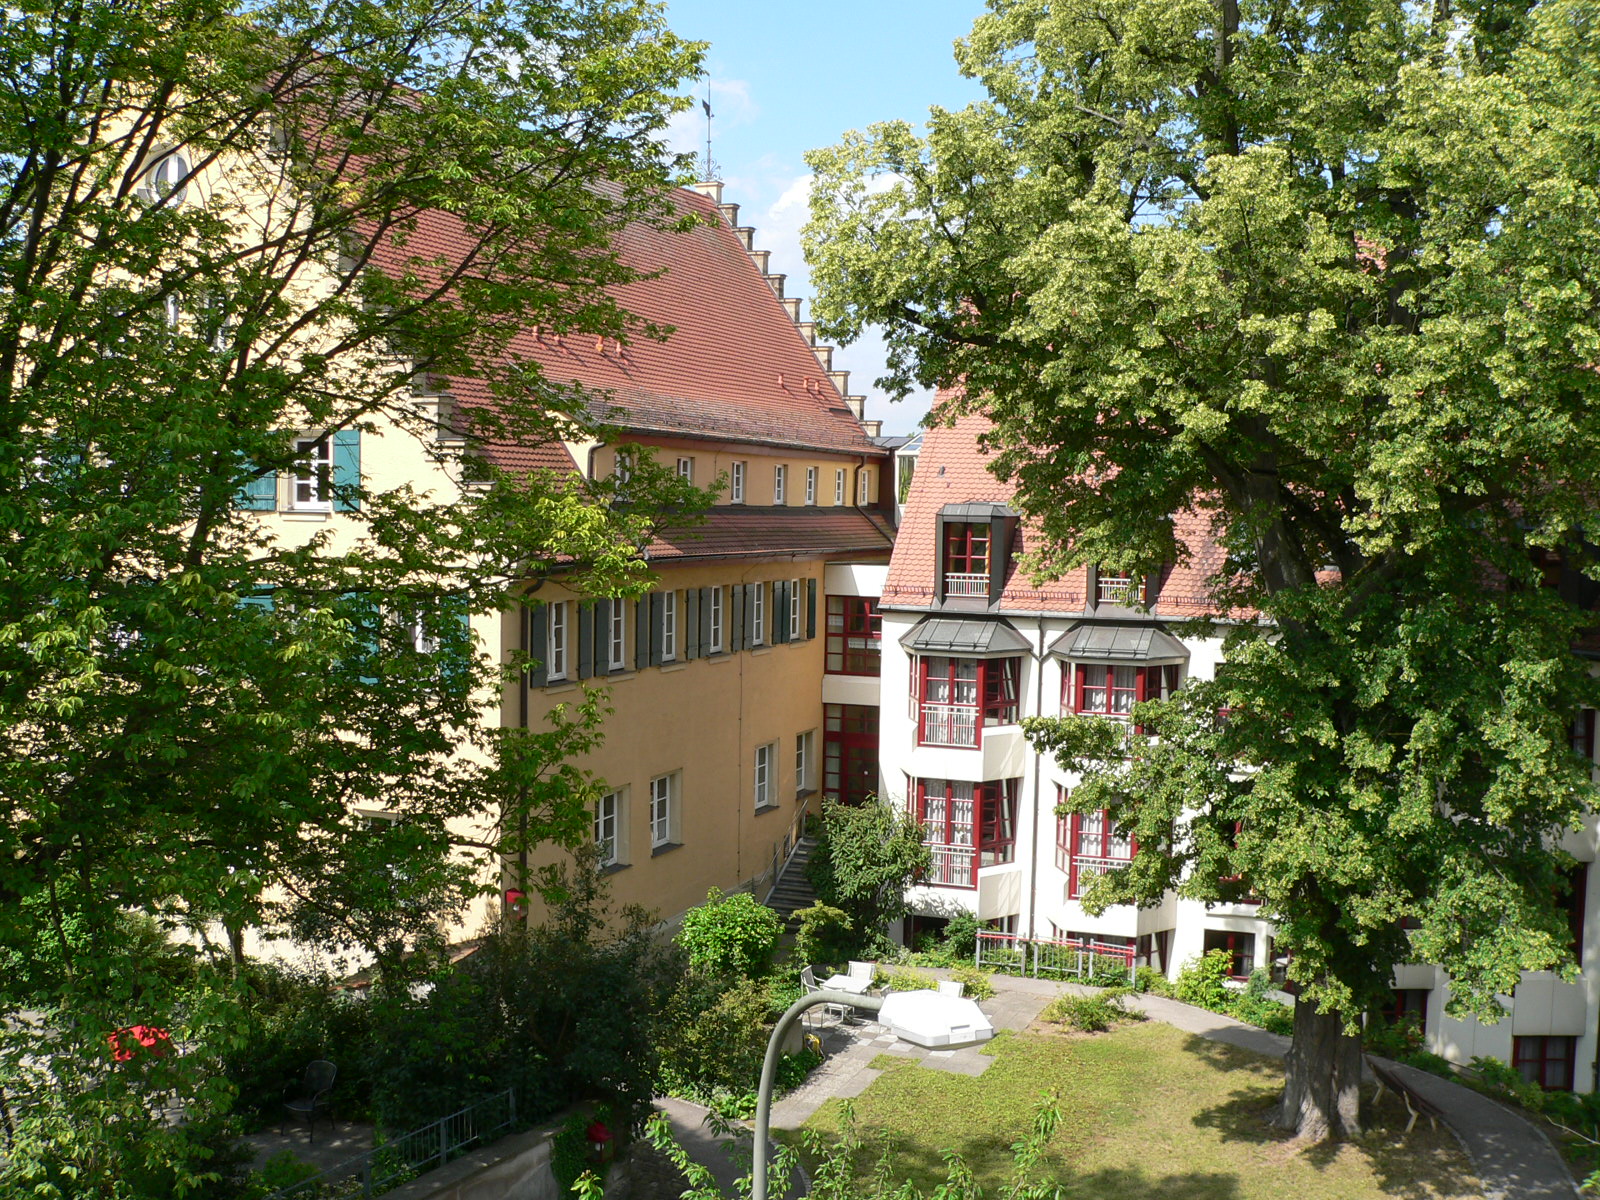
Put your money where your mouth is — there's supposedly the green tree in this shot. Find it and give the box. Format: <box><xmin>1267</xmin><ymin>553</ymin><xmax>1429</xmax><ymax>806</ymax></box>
<box><xmin>805</xmin><ymin>0</ymin><xmax>1600</xmax><ymax>1140</ymax></box>
<box><xmin>675</xmin><ymin>887</ymin><xmax>784</xmax><ymax>981</ymax></box>
<box><xmin>808</xmin><ymin>797</ymin><xmax>931</xmax><ymax>952</ymax></box>
<box><xmin>0</xmin><ymin>0</ymin><xmax>703</xmax><ymax>1190</ymax></box>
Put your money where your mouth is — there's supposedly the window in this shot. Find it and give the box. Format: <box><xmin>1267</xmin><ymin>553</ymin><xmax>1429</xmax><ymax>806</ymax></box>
<box><xmin>1096</xmin><ymin>569</ymin><xmax>1143</xmax><ymax>605</ymax></box>
<box><xmin>942</xmin><ymin>523</ymin><xmax>990</xmax><ymax>597</ymax></box>
<box><xmin>546</xmin><ymin>600</ymin><xmax>568</xmax><ymax>681</ymax></box>
<box><xmin>1378</xmin><ymin>988</ymin><xmax>1429</xmax><ymax>1035</ymax></box>
<box><xmin>609</xmin><ymin>601</ymin><xmax>627</xmax><ymax>670</ymax></box>
<box><xmin>773</xmin><ymin>464</ymin><xmax>787</xmax><ymax>504</ymax></box>
<box><xmin>291</xmin><ymin>436</ymin><xmax>332</xmax><ymax>510</ymax></box>
<box><xmin>1067</xmin><ymin>663</ymin><xmax>1181</xmax><ymax>719</ymax></box>
<box><xmin>805</xmin><ymin>467</ymin><xmax>817</xmax><ymax>505</ymax></box>
<box><xmin>752</xmin><ymin>582</ymin><xmax>766</xmax><ymax>645</ymax></box>
<box><xmin>1513</xmin><ymin>1035</ymin><xmax>1577</xmax><ymax>1091</ymax></box>
<box><xmin>141</xmin><ymin>150</ymin><xmax>189</xmax><ymax>204</ymax></box>
<box><xmin>916</xmin><ymin>656</ymin><xmax>1020</xmax><ymax>747</ymax></box>
<box><xmin>709</xmin><ymin>586</ymin><xmax>724</xmax><ymax>653</ymax></box>
<box><xmin>826</xmin><ymin>596</ymin><xmax>881</xmax><ymax>675</ymax></box>
<box><xmin>595</xmin><ymin>791</ymin><xmax>622</xmax><ymax>868</ymax></box>
<box><xmin>731</xmin><ymin>461</ymin><xmax>746</xmax><ymax>503</ymax></box>
<box><xmin>916</xmin><ymin>779</ymin><xmax>1019</xmax><ymax>887</ymax></box>
<box><xmin>614</xmin><ymin>450</ymin><xmax>633</xmax><ymax>483</ymax></box>
<box><xmin>662</xmin><ymin>591</ymin><xmax>677</xmax><ymax>661</ymax></box>
<box><xmin>823</xmin><ymin>704</ymin><xmax>879</xmax><ymax>806</ymax></box>
<box><xmin>754</xmin><ymin>742</ymin><xmax>776</xmax><ymax>810</ymax></box>
<box><xmin>677</xmin><ymin>456</ymin><xmax>694</xmax><ymax>482</ymax></box>
<box><xmin>834</xmin><ymin>468</ymin><xmax>846</xmax><ymax>505</ymax></box>
<box><xmin>1056</xmin><ymin>798</ymin><xmax>1135</xmax><ymax>899</ymax></box>
<box><xmin>857</xmin><ymin>469</ymin><xmax>873</xmax><ymax>504</ymax></box>
<box><xmin>649</xmin><ymin>773</ymin><xmax>678</xmax><ymax>849</ymax></box>
<box><xmin>1573</xmin><ymin>709</ymin><xmax>1596</xmax><ymax>763</ymax></box>
<box><xmin>1202</xmin><ymin>929</ymin><xmax>1255</xmax><ymax>979</ymax></box>
<box><xmin>788</xmin><ymin>579</ymin><xmax>802</xmax><ymax>642</ymax></box>
<box><xmin>796</xmin><ymin>730</ymin><xmax>815</xmax><ymax>794</ymax></box>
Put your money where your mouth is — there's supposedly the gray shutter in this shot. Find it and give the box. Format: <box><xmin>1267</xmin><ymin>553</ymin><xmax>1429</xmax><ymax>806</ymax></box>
<box><xmin>744</xmin><ymin>583</ymin><xmax>758</xmax><ymax>650</ymax></box>
<box><xmin>649</xmin><ymin>593</ymin><xmax>665</xmax><ymax>667</ymax></box>
<box><xmin>807</xmin><ymin>578</ymin><xmax>818</xmax><ymax>639</ymax></box>
<box><xmin>332</xmin><ymin>429</ymin><xmax>361</xmax><ymax>512</ymax></box>
<box><xmin>577</xmin><ymin>604</ymin><xmax>594</xmax><ymax>679</ymax></box>
<box><xmin>527</xmin><ymin>604</ymin><xmax>548</xmax><ymax>689</ymax></box>
<box><xmin>731</xmin><ymin>584</ymin><xmax>745</xmax><ymax>653</ymax></box>
<box><xmin>699</xmin><ymin>587</ymin><xmax>713</xmax><ymax>653</ymax></box>
<box><xmin>593</xmin><ymin>598</ymin><xmax>611</xmax><ymax>672</ymax></box>
<box><xmin>774</xmin><ymin>581</ymin><xmax>790</xmax><ymax>644</ymax></box>
<box><xmin>635</xmin><ymin>597</ymin><xmax>649</xmax><ymax>670</ymax></box>
<box><xmin>685</xmin><ymin>588</ymin><xmax>700</xmax><ymax>660</ymax></box>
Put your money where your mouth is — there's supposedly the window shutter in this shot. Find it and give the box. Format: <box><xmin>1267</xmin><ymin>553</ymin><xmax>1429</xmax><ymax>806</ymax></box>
<box><xmin>634</xmin><ymin>597</ymin><xmax>649</xmax><ymax>671</ymax></box>
<box><xmin>685</xmin><ymin>588</ymin><xmax>700</xmax><ymax>660</ymax></box>
<box><xmin>577</xmin><ymin>604</ymin><xmax>594</xmax><ymax>679</ymax></box>
<box><xmin>649</xmin><ymin>592</ymin><xmax>664</xmax><ymax>667</ymax></box>
<box><xmin>239</xmin><ymin>590</ymin><xmax>274</xmax><ymax>613</ymax></box>
<box><xmin>908</xmin><ymin>654</ymin><xmax>919</xmax><ymax>722</ymax></box>
<box><xmin>593</xmin><ymin>599</ymin><xmax>611</xmax><ymax>670</ymax></box>
<box><xmin>743</xmin><ymin>583</ymin><xmax>758</xmax><ymax>649</ymax></box>
<box><xmin>527</xmin><ymin>604</ymin><xmax>548</xmax><ymax>689</ymax></box>
<box><xmin>731</xmin><ymin>584</ymin><xmax>745</xmax><ymax>652</ymax></box>
<box><xmin>236</xmin><ymin>462</ymin><xmax>277</xmax><ymax>511</ymax></box>
<box><xmin>699</xmin><ymin>587</ymin><xmax>713</xmax><ymax>652</ymax></box>
<box><xmin>441</xmin><ymin>595</ymin><xmax>472</xmax><ymax>693</ymax></box>
<box><xmin>773</xmin><ymin>581</ymin><xmax>789</xmax><ymax>644</ymax></box>
<box><xmin>332</xmin><ymin>429</ymin><xmax>361</xmax><ymax>512</ymax></box>
<box><xmin>807</xmin><ymin>578</ymin><xmax>818</xmax><ymax>639</ymax></box>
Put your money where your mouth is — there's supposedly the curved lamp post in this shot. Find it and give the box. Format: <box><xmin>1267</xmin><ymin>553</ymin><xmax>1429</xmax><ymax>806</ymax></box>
<box><xmin>753</xmin><ymin>988</ymin><xmax>883</xmax><ymax>1200</ymax></box>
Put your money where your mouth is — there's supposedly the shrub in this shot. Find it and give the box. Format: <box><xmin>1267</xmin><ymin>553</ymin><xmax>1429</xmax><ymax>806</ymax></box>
<box><xmin>1174</xmin><ymin>949</ymin><xmax>1234</xmax><ymax>1011</ymax></box>
<box><xmin>658</xmin><ymin>976</ymin><xmax>772</xmax><ymax>1099</ymax></box>
<box><xmin>1042</xmin><ymin>988</ymin><xmax>1144</xmax><ymax>1033</ymax></box>
<box><xmin>1133</xmin><ymin>966</ymin><xmax>1172</xmax><ymax>996</ymax></box>
<box><xmin>676</xmin><ymin>888</ymin><xmax>783</xmax><ymax>981</ymax></box>
<box><xmin>1364</xmin><ymin>1013</ymin><xmax>1424</xmax><ymax>1059</ymax></box>
<box><xmin>942</xmin><ymin>912</ymin><xmax>982</xmax><ymax>961</ymax></box>
<box><xmin>878</xmin><ymin>967</ymin><xmax>937</xmax><ymax>992</ymax></box>
<box><xmin>1470</xmin><ymin>1055</ymin><xmax>1548</xmax><ymax>1112</ymax></box>
<box><xmin>1401</xmin><ymin>1050</ymin><xmax>1457</xmax><ymax>1078</ymax></box>
<box><xmin>792</xmin><ymin>902</ymin><xmax>854</xmax><ymax>973</ymax></box>
<box><xmin>1084</xmin><ymin>955</ymin><xmax>1136</xmax><ymax>988</ymax></box>
<box><xmin>950</xmin><ymin>966</ymin><xmax>995</xmax><ymax>1001</ymax></box>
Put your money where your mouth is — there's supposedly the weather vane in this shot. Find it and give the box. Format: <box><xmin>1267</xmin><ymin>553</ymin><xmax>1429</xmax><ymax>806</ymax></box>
<box><xmin>701</xmin><ymin>80</ymin><xmax>717</xmax><ymax>182</ymax></box>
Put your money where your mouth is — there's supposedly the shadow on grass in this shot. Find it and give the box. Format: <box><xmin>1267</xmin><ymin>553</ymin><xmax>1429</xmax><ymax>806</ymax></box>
<box><xmin>1179</xmin><ymin>1035</ymin><xmax>1482</xmax><ymax>1199</ymax></box>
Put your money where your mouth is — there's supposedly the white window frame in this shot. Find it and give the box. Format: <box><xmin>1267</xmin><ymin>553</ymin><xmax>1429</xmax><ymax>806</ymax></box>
<box><xmin>595</xmin><ymin>790</ymin><xmax>622</xmax><ymax>867</ymax></box>
<box><xmin>662</xmin><ymin>591</ymin><xmax>677</xmax><ymax>661</ymax></box>
<box><xmin>805</xmin><ymin>467</ymin><xmax>817</xmax><ymax>505</ymax></box>
<box><xmin>709</xmin><ymin>586</ymin><xmax>725</xmax><ymax>653</ymax></box>
<box><xmin>291</xmin><ymin>436</ymin><xmax>332</xmax><ymax>510</ymax></box>
<box><xmin>755</xmin><ymin>742</ymin><xmax>775</xmax><ymax>810</ymax></box>
<box><xmin>788</xmin><ymin>578</ymin><xmax>802</xmax><ymax>641</ymax></box>
<box><xmin>774</xmin><ymin>464</ymin><xmax>787</xmax><ymax>504</ymax></box>
<box><xmin>614</xmin><ymin>449</ymin><xmax>633</xmax><ymax>483</ymax></box>
<box><xmin>858</xmin><ymin>469</ymin><xmax>872</xmax><ymax>504</ymax></box>
<box><xmin>547</xmin><ymin>600</ymin><xmax>568</xmax><ymax>681</ymax></box>
<box><xmin>731</xmin><ymin>461</ymin><xmax>746</xmax><ymax>503</ymax></box>
<box><xmin>834</xmin><ymin>468</ymin><xmax>846</xmax><ymax>505</ymax></box>
<box><xmin>677</xmin><ymin>456</ymin><xmax>694</xmax><ymax>481</ymax></box>
<box><xmin>609</xmin><ymin>601</ymin><xmax>627</xmax><ymax>670</ymax></box>
<box><xmin>752</xmin><ymin>583</ymin><xmax>766</xmax><ymax>646</ymax></box>
<box><xmin>650</xmin><ymin>773</ymin><xmax>676</xmax><ymax>848</ymax></box>
<box><xmin>796</xmin><ymin>730</ymin><xmax>814</xmax><ymax>794</ymax></box>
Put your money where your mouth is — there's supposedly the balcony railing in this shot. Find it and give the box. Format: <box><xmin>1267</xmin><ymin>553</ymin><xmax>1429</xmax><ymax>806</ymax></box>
<box><xmin>1066</xmin><ymin>853</ymin><xmax>1131</xmax><ymax>899</ymax></box>
<box><xmin>1097</xmin><ymin>576</ymin><xmax>1140</xmax><ymax>604</ymax></box>
<box><xmin>943</xmin><ymin>572</ymin><xmax>989</xmax><ymax>597</ymax></box>
<box><xmin>926</xmin><ymin>842</ymin><xmax>975</xmax><ymax>888</ymax></box>
<box><xmin>919</xmin><ymin>703</ymin><xmax>978</xmax><ymax>747</ymax></box>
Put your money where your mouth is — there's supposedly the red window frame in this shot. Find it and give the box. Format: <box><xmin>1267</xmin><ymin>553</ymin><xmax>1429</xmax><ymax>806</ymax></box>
<box><xmin>823</xmin><ymin>703</ymin><xmax>879</xmax><ymax>806</ymax></box>
<box><xmin>916</xmin><ymin>778</ymin><xmax>1019</xmax><ymax>888</ymax></box>
<box><xmin>942</xmin><ymin>522</ymin><xmax>991</xmax><ymax>597</ymax></box>
<box><xmin>1202</xmin><ymin>929</ymin><xmax>1255</xmax><ymax>979</ymax></box>
<box><xmin>1513</xmin><ymin>1035</ymin><xmax>1576</xmax><ymax>1091</ymax></box>
<box><xmin>1055</xmin><ymin>790</ymin><xmax>1136</xmax><ymax>899</ymax></box>
<box><xmin>1380</xmin><ymin>988</ymin><xmax>1430</xmax><ymax>1035</ymax></box>
<box><xmin>825</xmin><ymin>596</ymin><xmax>881</xmax><ymax>676</ymax></box>
<box><xmin>1574</xmin><ymin>710</ymin><xmax>1596</xmax><ymax>763</ymax></box>
<box><xmin>916</xmin><ymin>655</ymin><xmax>1020</xmax><ymax>747</ymax></box>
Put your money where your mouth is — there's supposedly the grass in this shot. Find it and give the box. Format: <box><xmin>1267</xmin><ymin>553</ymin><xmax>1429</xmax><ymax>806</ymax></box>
<box><xmin>795</xmin><ymin>1022</ymin><xmax>1482</xmax><ymax>1199</ymax></box>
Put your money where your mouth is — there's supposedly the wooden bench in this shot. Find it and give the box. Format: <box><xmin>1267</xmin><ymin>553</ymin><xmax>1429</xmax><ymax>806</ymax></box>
<box><xmin>1369</xmin><ymin>1057</ymin><xmax>1446</xmax><ymax>1134</ymax></box>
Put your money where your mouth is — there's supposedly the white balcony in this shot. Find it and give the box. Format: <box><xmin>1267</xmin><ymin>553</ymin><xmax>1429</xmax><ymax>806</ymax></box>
<box><xmin>943</xmin><ymin>572</ymin><xmax>989</xmax><ymax>598</ymax></box>
<box><xmin>1066</xmin><ymin>854</ymin><xmax>1129</xmax><ymax>900</ymax></box>
<box><xmin>927</xmin><ymin>842</ymin><xmax>975</xmax><ymax>888</ymax></box>
<box><xmin>920</xmin><ymin>703</ymin><xmax>978</xmax><ymax>748</ymax></box>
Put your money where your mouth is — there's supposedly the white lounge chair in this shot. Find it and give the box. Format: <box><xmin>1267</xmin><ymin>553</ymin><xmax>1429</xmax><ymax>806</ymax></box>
<box><xmin>937</xmin><ymin>979</ymin><xmax>965</xmax><ymax>998</ymax></box>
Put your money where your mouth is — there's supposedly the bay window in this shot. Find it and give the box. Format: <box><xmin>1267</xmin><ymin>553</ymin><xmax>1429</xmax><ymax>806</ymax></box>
<box><xmin>1066</xmin><ymin>662</ymin><xmax>1181</xmax><ymax>719</ymax></box>
<box><xmin>825</xmin><ymin>596</ymin><xmax>881</xmax><ymax>675</ymax></box>
<box><xmin>916</xmin><ymin>778</ymin><xmax>1019</xmax><ymax>888</ymax></box>
<box><xmin>916</xmin><ymin>655</ymin><xmax>1019</xmax><ymax>747</ymax></box>
<box><xmin>1055</xmin><ymin>795</ymin><xmax>1135</xmax><ymax>900</ymax></box>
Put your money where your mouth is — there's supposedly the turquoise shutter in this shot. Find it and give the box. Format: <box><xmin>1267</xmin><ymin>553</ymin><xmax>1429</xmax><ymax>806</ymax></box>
<box><xmin>236</xmin><ymin>462</ymin><xmax>276</xmax><ymax>511</ymax></box>
<box><xmin>332</xmin><ymin>429</ymin><xmax>361</xmax><ymax>512</ymax></box>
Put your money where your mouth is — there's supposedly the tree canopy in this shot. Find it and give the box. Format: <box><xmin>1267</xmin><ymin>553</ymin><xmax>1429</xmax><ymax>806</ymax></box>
<box><xmin>805</xmin><ymin>0</ymin><xmax>1600</xmax><ymax>1139</ymax></box>
<box><xmin>0</xmin><ymin>0</ymin><xmax>703</xmax><ymax>1189</ymax></box>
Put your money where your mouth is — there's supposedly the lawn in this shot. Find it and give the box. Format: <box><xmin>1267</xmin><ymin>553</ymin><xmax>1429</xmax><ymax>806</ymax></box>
<box><xmin>794</xmin><ymin>1023</ymin><xmax>1482</xmax><ymax>1199</ymax></box>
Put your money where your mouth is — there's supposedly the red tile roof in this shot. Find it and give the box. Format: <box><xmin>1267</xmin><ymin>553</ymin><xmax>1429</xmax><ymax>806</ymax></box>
<box><xmin>883</xmin><ymin>408</ymin><xmax>1237</xmax><ymax>619</ymax></box>
<box><xmin>648</xmin><ymin>506</ymin><xmax>893</xmax><ymax>563</ymax></box>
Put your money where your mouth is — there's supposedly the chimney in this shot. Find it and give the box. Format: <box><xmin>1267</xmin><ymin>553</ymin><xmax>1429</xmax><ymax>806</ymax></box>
<box><xmin>863</xmin><ymin>419</ymin><xmax>882</xmax><ymax>437</ymax></box>
<box><xmin>765</xmin><ymin>273</ymin><xmax>786</xmax><ymax>299</ymax></box>
<box><xmin>689</xmin><ymin>181</ymin><xmax>724</xmax><ymax>203</ymax></box>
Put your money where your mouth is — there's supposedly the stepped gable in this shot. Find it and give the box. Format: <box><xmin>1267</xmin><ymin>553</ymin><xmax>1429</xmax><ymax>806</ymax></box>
<box><xmin>882</xmin><ymin>408</ymin><xmax>1235</xmax><ymax>619</ymax></box>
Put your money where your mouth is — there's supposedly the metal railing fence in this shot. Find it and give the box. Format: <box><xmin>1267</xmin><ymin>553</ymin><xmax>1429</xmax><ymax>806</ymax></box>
<box><xmin>975</xmin><ymin>930</ymin><xmax>1137</xmax><ymax>986</ymax></box>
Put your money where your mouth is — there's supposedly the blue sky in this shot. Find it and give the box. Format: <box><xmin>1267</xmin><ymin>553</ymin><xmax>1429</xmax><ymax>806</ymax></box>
<box><xmin>658</xmin><ymin>0</ymin><xmax>988</xmax><ymax>436</ymax></box>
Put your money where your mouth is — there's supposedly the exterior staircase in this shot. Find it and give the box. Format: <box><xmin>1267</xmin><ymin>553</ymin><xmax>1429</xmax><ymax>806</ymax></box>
<box><xmin>765</xmin><ymin>835</ymin><xmax>820</xmax><ymax>931</ymax></box>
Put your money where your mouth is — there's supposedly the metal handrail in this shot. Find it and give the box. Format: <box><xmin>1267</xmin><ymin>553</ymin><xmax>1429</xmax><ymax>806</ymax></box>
<box><xmin>265</xmin><ymin>1087</ymin><xmax>518</xmax><ymax>1199</ymax></box>
<box><xmin>942</xmin><ymin>572</ymin><xmax>988</xmax><ymax>597</ymax></box>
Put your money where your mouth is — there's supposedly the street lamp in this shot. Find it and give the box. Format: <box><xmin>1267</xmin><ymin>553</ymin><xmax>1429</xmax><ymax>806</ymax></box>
<box><xmin>752</xmin><ymin>988</ymin><xmax>990</xmax><ymax>1200</ymax></box>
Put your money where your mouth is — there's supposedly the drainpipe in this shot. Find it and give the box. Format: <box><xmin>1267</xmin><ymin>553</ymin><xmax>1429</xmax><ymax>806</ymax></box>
<box><xmin>1026</xmin><ymin>616</ymin><xmax>1045</xmax><ymax>942</ymax></box>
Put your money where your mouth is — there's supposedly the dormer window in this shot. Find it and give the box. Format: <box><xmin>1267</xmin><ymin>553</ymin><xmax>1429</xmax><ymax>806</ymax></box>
<box><xmin>1096</xmin><ymin>570</ymin><xmax>1143</xmax><ymax>605</ymax></box>
<box><xmin>943</xmin><ymin>523</ymin><xmax>990</xmax><ymax>598</ymax></box>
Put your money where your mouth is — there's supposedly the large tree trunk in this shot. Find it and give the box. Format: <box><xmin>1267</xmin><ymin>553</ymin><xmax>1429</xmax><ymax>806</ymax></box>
<box><xmin>1274</xmin><ymin>999</ymin><xmax>1364</xmax><ymax>1141</ymax></box>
